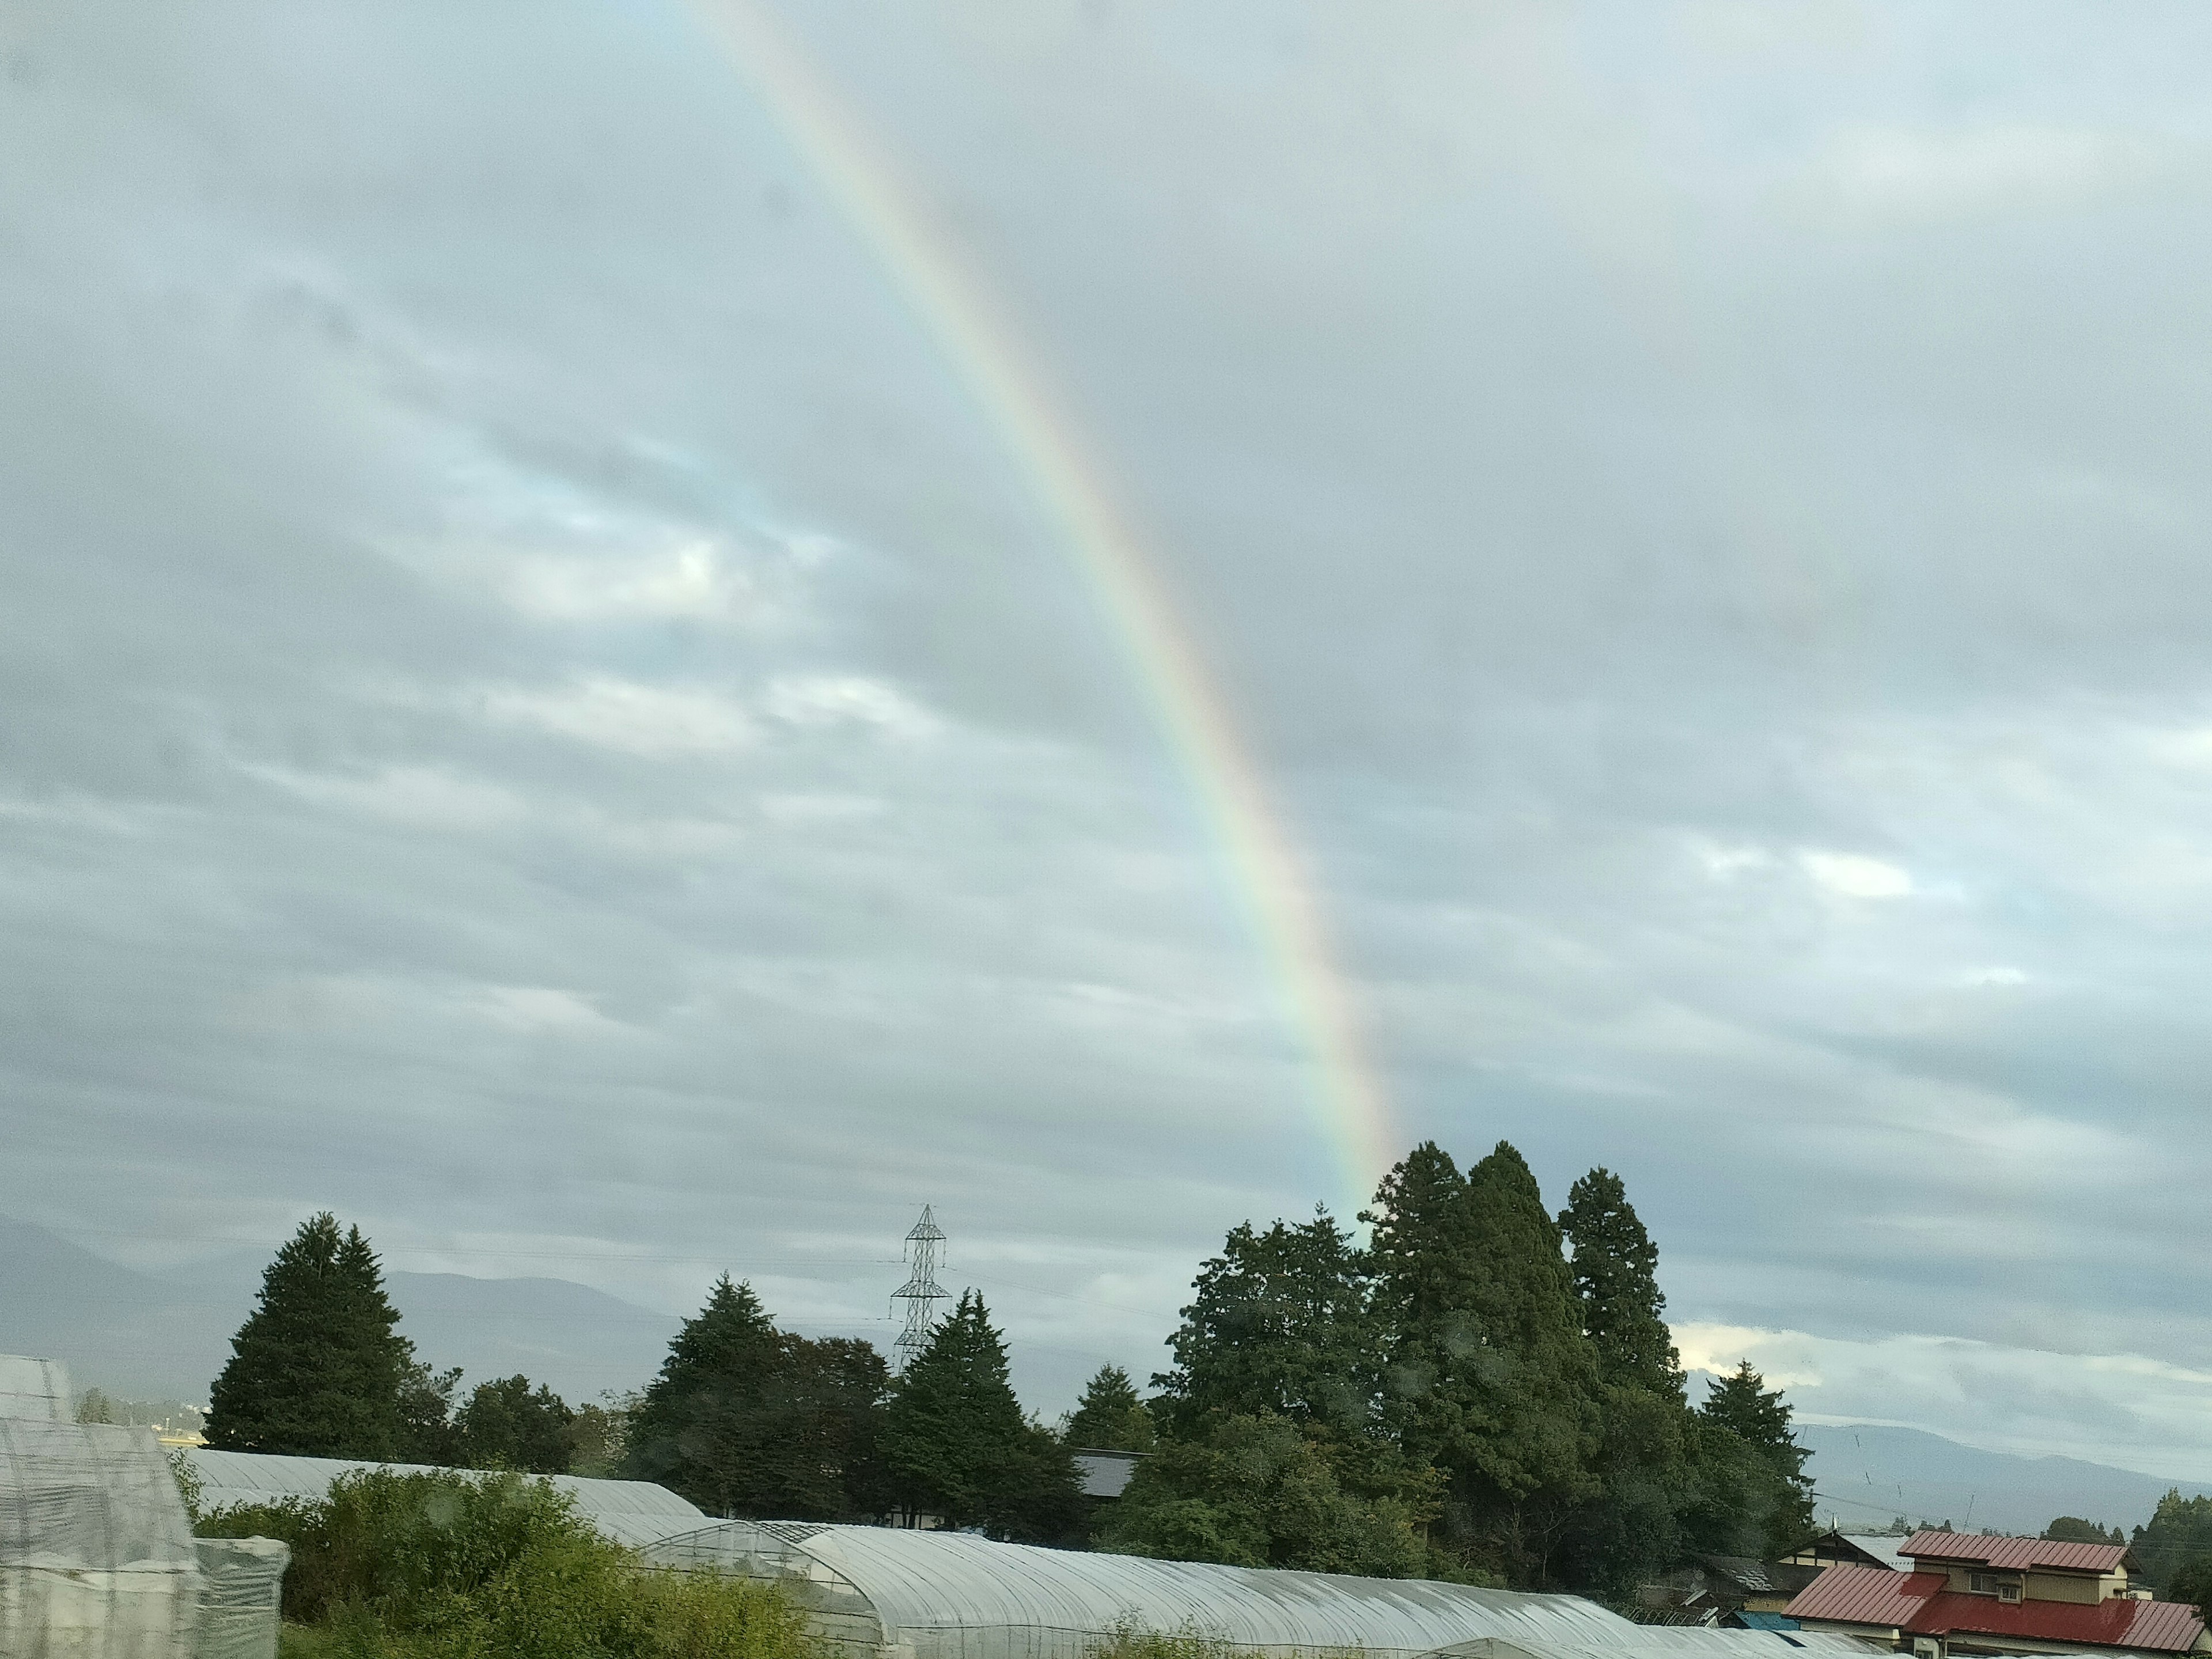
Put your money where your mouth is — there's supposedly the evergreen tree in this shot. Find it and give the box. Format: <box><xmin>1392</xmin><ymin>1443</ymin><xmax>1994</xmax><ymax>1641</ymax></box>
<box><xmin>625</xmin><ymin>1275</ymin><xmax>891</xmax><ymax>1520</ymax></box>
<box><xmin>1558</xmin><ymin>1169</ymin><xmax>1681</xmax><ymax>1395</ymax></box>
<box><xmin>1365</xmin><ymin>1142</ymin><xmax>1600</xmax><ymax>1585</ymax></box>
<box><xmin>205</xmin><ymin>1214</ymin><xmax>411</xmax><ymax>1458</ymax></box>
<box><xmin>1065</xmin><ymin>1365</ymin><xmax>1156</xmax><ymax>1452</ymax></box>
<box><xmin>2044</xmin><ymin>1516</ymin><xmax>2124</xmax><ymax>1545</ymax></box>
<box><xmin>881</xmin><ymin>1290</ymin><xmax>1081</xmax><ymax>1541</ymax></box>
<box><xmin>1154</xmin><ymin>1209</ymin><xmax>1376</xmax><ymax>1438</ymax></box>
<box><xmin>396</xmin><ymin>1359</ymin><xmax>465</xmax><ymax>1465</ymax></box>
<box><xmin>457</xmin><ymin>1374</ymin><xmax>575</xmax><ymax>1474</ymax></box>
<box><xmin>1690</xmin><ymin>1361</ymin><xmax>1815</xmax><ymax>1558</ymax></box>
<box><xmin>2134</xmin><ymin>1491</ymin><xmax>2212</xmax><ymax>1593</ymax></box>
<box><xmin>1554</xmin><ymin>1168</ymin><xmax>1694</xmax><ymax>1595</ymax></box>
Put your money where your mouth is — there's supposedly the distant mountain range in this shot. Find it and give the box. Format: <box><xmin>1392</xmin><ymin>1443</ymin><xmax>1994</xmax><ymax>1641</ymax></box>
<box><xmin>0</xmin><ymin>1216</ymin><xmax>678</xmax><ymax>1405</ymax></box>
<box><xmin>1797</xmin><ymin>1421</ymin><xmax>2212</xmax><ymax>1539</ymax></box>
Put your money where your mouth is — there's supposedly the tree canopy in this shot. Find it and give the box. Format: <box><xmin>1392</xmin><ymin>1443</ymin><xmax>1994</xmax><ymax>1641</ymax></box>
<box><xmin>882</xmin><ymin>1290</ymin><xmax>1081</xmax><ymax>1542</ymax></box>
<box><xmin>457</xmin><ymin>1374</ymin><xmax>576</xmax><ymax>1474</ymax></box>
<box><xmin>1065</xmin><ymin>1365</ymin><xmax>1156</xmax><ymax>1452</ymax></box>
<box><xmin>206</xmin><ymin>1213</ymin><xmax>412</xmax><ymax>1459</ymax></box>
<box><xmin>625</xmin><ymin>1275</ymin><xmax>891</xmax><ymax>1520</ymax></box>
<box><xmin>1154</xmin><ymin>1209</ymin><xmax>1376</xmax><ymax>1439</ymax></box>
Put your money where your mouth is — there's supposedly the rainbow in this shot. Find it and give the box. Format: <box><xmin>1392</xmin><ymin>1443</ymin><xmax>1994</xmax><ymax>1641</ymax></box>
<box><xmin>679</xmin><ymin>0</ymin><xmax>1397</xmax><ymax>1207</ymax></box>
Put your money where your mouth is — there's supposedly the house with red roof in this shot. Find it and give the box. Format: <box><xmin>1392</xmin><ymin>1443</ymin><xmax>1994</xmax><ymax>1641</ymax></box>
<box><xmin>1786</xmin><ymin>1530</ymin><xmax>2210</xmax><ymax>1658</ymax></box>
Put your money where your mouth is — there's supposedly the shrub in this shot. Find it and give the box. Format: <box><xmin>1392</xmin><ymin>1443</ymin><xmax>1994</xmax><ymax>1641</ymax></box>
<box><xmin>197</xmin><ymin>1467</ymin><xmax>815</xmax><ymax>1659</ymax></box>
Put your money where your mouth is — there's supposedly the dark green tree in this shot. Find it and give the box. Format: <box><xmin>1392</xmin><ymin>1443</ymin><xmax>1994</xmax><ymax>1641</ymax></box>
<box><xmin>2134</xmin><ymin>1491</ymin><xmax>2212</xmax><ymax>1593</ymax></box>
<box><xmin>1687</xmin><ymin>1361</ymin><xmax>1815</xmax><ymax>1558</ymax></box>
<box><xmin>1065</xmin><ymin>1365</ymin><xmax>1156</xmax><ymax>1452</ymax></box>
<box><xmin>2044</xmin><ymin>1516</ymin><xmax>2124</xmax><ymax>1545</ymax></box>
<box><xmin>1559</xmin><ymin>1169</ymin><xmax>1681</xmax><ymax>1395</ymax></box>
<box><xmin>395</xmin><ymin>1359</ymin><xmax>464</xmax><ymax>1465</ymax></box>
<box><xmin>457</xmin><ymin>1375</ymin><xmax>575</xmax><ymax>1474</ymax></box>
<box><xmin>882</xmin><ymin>1290</ymin><xmax>1081</xmax><ymax>1541</ymax></box>
<box><xmin>205</xmin><ymin>1214</ymin><xmax>411</xmax><ymax>1458</ymax></box>
<box><xmin>624</xmin><ymin>1276</ymin><xmax>891</xmax><ymax>1520</ymax></box>
<box><xmin>567</xmin><ymin>1394</ymin><xmax>637</xmax><ymax>1479</ymax></box>
<box><xmin>1154</xmin><ymin>1209</ymin><xmax>1377</xmax><ymax>1438</ymax></box>
<box><xmin>1552</xmin><ymin>1168</ymin><xmax>1695</xmax><ymax>1594</ymax></box>
<box><xmin>1097</xmin><ymin>1411</ymin><xmax>1443</xmax><ymax>1578</ymax></box>
<box><xmin>1365</xmin><ymin>1142</ymin><xmax>1600</xmax><ymax>1585</ymax></box>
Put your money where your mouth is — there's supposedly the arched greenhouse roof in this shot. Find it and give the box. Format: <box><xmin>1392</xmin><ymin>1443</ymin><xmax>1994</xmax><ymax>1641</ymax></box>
<box><xmin>182</xmin><ymin>1448</ymin><xmax>704</xmax><ymax>1548</ymax></box>
<box><xmin>1</xmin><ymin>1418</ymin><xmax>202</xmax><ymax>1658</ymax></box>
<box><xmin>644</xmin><ymin>1520</ymin><xmax>1832</xmax><ymax>1659</ymax></box>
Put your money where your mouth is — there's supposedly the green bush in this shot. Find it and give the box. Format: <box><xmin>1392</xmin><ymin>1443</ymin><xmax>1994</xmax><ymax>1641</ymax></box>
<box><xmin>198</xmin><ymin>1467</ymin><xmax>815</xmax><ymax>1659</ymax></box>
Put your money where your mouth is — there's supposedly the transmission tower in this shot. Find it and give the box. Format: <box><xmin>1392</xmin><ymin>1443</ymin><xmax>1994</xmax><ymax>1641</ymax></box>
<box><xmin>892</xmin><ymin>1206</ymin><xmax>947</xmax><ymax>1371</ymax></box>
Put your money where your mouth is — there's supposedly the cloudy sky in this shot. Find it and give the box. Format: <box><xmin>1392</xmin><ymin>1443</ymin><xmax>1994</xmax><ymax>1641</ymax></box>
<box><xmin>9</xmin><ymin>0</ymin><xmax>2212</xmax><ymax>1486</ymax></box>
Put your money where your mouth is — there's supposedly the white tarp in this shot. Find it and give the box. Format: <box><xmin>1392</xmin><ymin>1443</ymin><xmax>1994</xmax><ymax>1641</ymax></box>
<box><xmin>191</xmin><ymin>1539</ymin><xmax>289</xmax><ymax>1659</ymax></box>
<box><xmin>0</xmin><ymin>1416</ymin><xmax>201</xmax><ymax>1659</ymax></box>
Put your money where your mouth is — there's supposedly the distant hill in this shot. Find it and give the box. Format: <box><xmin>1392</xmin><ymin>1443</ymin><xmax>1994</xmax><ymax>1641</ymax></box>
<box><xmin>0</xmin><ymin>1216</ymin><xmax>678</xmax><ymax>1405</ymax></box>
<box><xmin>1799</xmin><ymin>1422</ymin><xmax>2212</xmax><ymax>1538</ymax></box>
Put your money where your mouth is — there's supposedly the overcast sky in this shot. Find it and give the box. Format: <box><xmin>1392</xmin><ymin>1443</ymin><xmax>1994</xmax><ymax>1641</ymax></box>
<box><xmin>9</xmin><ymin>1</ymin><xmax>2212</xmax><ymax>1485</ymax></box>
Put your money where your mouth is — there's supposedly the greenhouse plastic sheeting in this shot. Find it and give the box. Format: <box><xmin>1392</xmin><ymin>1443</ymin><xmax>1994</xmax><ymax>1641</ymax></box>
<box><xmin>181</xmin><ymin>1448</ymin><xmax>705</xmax><ymax>1548</ymax></box>
<box><xmin>0</xmin><ymin>1417</ymin><xmax>201</xmax><ymax>1659</ymax></box>
<box><xmin>1420</xmin><ymin>1629</ymin><xmax>1887</xmax><ymax>1659</ymax></box>
<box><xmin>646</xmin><ymin>1521</ymin><xmax>1662</xmax><ymax>1659</ymax></box>
<box><xmin>0</xmin><ymin>1355</ymin><xmax>73</xmax><ymax>1423</ymax></box>
<box><xmin>192</xmin><ymin>1538</ymin><xmax>289</xmax><ymax>1659</ymax></box>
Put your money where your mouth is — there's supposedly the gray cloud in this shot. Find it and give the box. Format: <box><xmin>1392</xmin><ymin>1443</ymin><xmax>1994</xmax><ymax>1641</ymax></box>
<box><xmin>4</xmin><ymin>0</ymin><xmax>2211</xmax><ymax>1447</ymax></box>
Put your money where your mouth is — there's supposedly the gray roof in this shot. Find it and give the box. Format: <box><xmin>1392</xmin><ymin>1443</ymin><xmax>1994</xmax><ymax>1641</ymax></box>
<box><xmin>182</xmin><ymin>1448</ymin><xmax>704</xmax><ymax>1548</ymax></box>
<box><xmin>649</xmin><ymin>1520</ymin><xmax>1671</xmax><ymax>1659</ymax></box>
<box><xmin>1071</xmin><ymin>1449</ymin><xmax>1143</xmax><ymax>1499</ymax></box>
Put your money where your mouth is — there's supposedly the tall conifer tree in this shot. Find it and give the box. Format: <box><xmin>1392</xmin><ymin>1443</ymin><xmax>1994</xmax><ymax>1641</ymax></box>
<box><xmin>1555</xmin><ymin>1169</ymin><xmax>1694</xmax><ymax>1593</ymax></box>
<box><xmin>1687</xmin><ymin>1360</ymin><xmax>1816</xmax><ymax>1558</ymax></box>
<box><xmin>204</xmin><ymin>1213</ymin><xmax>411</xmax><ymax>1457</ymax></box>
<box><xmin>882</xmin><ymin>1290</ymin><xmax>1080</xmax><ymax>1540</ymax></box>
<box><xmin>624</xmin><ymin>1275</ymin><xmax>889</xmax><ymax>1520</ymax></box>
<box><xmin>1559</xmin><ymin>1168</ymin><xmax>1681</xmax><ymax>1396</ymax></box>
<box><xmin>1065</xmin><ymin>1365</ymin><xmax>1156</xmax><ymax>1452</ymax></box>
<box><xmin>1364</xmin><ymin>1141</ymin><xmax>1600</xmax><ymax>1584</ymax></box>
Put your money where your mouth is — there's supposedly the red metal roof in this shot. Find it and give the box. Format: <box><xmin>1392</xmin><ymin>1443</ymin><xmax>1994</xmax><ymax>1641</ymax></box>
<box><xmin>1785</xmin><ymin>1563</ymin><xmax>2206</xmax><ymax>1654</ymax></box>
<box><xmin>1901</xmin><ymin>1530</ymin><xmax>2131</xmax><ymax>1574</ymax></box>
<box><xmin>1788</xmin><ymin>1566</ymin><xmax>1949</xmax><ymax>1630</ymax></box>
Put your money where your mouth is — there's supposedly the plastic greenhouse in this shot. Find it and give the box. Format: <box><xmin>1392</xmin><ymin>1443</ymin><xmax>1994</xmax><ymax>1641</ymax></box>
<box><xmin>190</xmin><ymin>1539</ymin><xmax>290</xmax><ymax>1659</ymax></box>
<box><xmin>643</xmin><ymin>1522</ymin><xmax>1885</xmax><ymax>1659</ymax></box>
<box><xmin>181</xmin><ymin>1448</ymin><xmax>706</xmax><ymax>1548</ymax></box>
<box><xmin>0</xmin><ymin>1355</ymin><xmax>71</xmax><ymax>1423</ymax></box>
<box><xmin>0</xmin><ymin>1415</ymin><xmax>203</xmax><ymax>1659</ymax></box>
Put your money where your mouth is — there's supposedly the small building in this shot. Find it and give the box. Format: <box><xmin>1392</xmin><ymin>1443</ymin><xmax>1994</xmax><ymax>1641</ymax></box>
<box><xmin>1783</xmin><ymin>1534</ymin><xmax>1904</xmax><ymax>1574</ymax></box>
<box><xmin>1786</xmin><ymin>1530</ymin><xmax>2210</xmax><ymax>1658</ymax></box>
<box><xmin>1070</xmin><ymin>1447</ymin><xmax>1145</xmax><ymax>1501</ymax></box>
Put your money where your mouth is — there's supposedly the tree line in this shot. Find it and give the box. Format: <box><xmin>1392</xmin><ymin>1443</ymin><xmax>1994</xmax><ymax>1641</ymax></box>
<box><xmin>200</xmin><ymin>1139</ymin><xmax>1812</xmax><ymax>1594</ymax></box>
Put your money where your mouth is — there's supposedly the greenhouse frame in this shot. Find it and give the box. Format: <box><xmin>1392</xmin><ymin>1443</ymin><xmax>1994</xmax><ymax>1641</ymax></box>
<box><xmin>643</xmin><ymin>1522</ymin><xmax>1884</xmax><ymax>1659</ymax></box>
